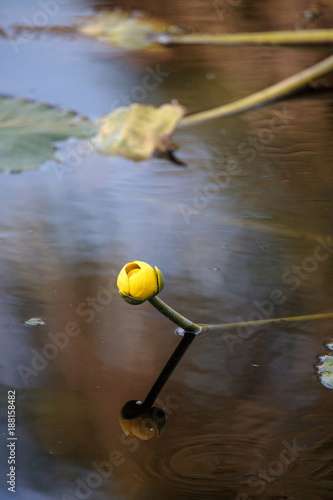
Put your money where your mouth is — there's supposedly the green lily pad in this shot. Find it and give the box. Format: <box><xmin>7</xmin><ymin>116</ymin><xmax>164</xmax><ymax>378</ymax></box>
<box><xmin>92</xmin><ymin>102</ymin><xmax>185</xmax><ymax>161</ymax></box>
<box><xmin>319</xmin><ymin>354</ymin><xmax>333</xmax><ymax>389</ymax></box>
<box><xmin>0</xmin><ymin>97</ymin><xmax>97</xmax><ymax>173</ymax></box>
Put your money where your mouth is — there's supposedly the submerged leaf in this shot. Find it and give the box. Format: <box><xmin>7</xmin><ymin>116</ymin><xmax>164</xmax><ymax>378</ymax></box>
<box><xmin>92</xmin><ymin>102</ymin><xmax>185</xmax><ymax>161</ymax></box>
<box><xmin>76</xmin><ymin>10</ymin><xmax>170</xmax><ymax>50</ymax></box>
<box><xmin>0</xmin><ymin>97</ymin><xmax>97</xmax><ymax>173</ymax></box>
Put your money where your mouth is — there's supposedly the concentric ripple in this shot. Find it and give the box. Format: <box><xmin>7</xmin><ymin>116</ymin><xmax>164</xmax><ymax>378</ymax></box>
<box><xmin>137</xmin><ymin>433</ymin><xmax>290</xmax><ymax>495</ymax></box>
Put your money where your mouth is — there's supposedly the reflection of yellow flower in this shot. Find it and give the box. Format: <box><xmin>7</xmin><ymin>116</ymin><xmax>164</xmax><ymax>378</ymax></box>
<box><xmin>117</xmin><ymin>261</ymin><xmax>164</xmax><ymax>303</ymax></box>
<box><xmin>119</xmin><ymin>402</ymin><xmax>167</xmax><ymax>440</ymax></box>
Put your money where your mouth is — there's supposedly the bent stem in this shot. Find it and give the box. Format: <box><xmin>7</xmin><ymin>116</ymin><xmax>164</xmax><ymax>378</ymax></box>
<box><xmin>148</xmin><ymin>296</ymin><xmax>201</xmax><ymax>333</ymax></box>
<box><xmin>179</xmin><ymin>54</ymin><xmax>333</xmax><ymax>127</ymax></box>
<box><xmin>157</xmin><ymin>29</ymin><xmax>333</xmax><ymax>47</ymax></box>
<box><xmin>207</xmin><ymin>312</ymin><xmax>333</xmax><ymax>331</ymax></box>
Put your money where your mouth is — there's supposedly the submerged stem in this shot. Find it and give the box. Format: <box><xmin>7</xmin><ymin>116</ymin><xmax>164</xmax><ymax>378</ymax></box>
<box><xmin>179</xmin><ymin>54</ymin><xmax>333</xmax><ymax>127</ymax></box>
<box><xmin>207</xmin><ymin>312</ymin><xmax>333</xmax><ymax>331</ymax></box>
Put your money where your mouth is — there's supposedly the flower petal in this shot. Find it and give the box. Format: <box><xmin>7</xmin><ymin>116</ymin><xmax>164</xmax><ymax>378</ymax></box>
<box><xmin>125</xmin><ymin>261</ymin><xmax>141</xmax><ymax>276</ymax></box>
<box><xmin>129</xmin><ymin>264</ymin><xmax>158</xmax><ymax>300</ymax></box>
<box><xmin>117</xmin><ymin>264</ymin><xmax>131</xmax><ymax>294</ymax></box>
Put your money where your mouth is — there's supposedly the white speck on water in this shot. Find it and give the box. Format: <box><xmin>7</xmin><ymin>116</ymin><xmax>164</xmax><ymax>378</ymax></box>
<box><xmin>24</xmin><ymin>318</ymin><xmax>46</xmax><ymax>326</ymax></box>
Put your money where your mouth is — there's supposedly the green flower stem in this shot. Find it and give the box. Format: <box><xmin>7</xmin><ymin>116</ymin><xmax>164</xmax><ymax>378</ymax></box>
<box><xmin>178</xmin><ymin>54</ymin><xmax>333</xmax><ymax>127</ymax></box>
<box><xmin>207</xmin><ymin>312</ymin><xmax>333</xmax><ymax>331</ymax></box>
<box><xmin>143</xmin><ymin>332</ymin><xmax>196</xmax><ymax>409</ymax></box>
<box><xmin>148</xmin><ymin>296</ymin><xmax>202</xmax><ymax>334</ymax></box>
<box><xmin>157</xmin><ymin>29</ymin><xmax>333</xmax><ymax>47</ymax></box>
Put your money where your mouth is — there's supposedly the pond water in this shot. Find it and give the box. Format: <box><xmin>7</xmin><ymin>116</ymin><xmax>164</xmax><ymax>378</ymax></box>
<box><xmin>1</xmin><ymin>1</ymin><xmax>333</xmax><ymax>499</ymax></box>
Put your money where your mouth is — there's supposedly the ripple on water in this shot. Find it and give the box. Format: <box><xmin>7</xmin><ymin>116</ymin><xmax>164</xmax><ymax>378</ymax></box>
<box><xmin>138</xmin><ymin>433</ymin><xmax>291</xmax><ymax>495</ymax></box>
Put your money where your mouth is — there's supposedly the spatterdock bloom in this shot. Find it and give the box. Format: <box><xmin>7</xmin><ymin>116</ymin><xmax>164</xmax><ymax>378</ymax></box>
<box><xmin>119</xmin><ymin>401</ymin><xmax>167</xmax><ymax>440</ymax></box>
<box><xmin>117</xmin><ymin>261</ymin><xmax>164</xmax><ymax>304</ymax></box>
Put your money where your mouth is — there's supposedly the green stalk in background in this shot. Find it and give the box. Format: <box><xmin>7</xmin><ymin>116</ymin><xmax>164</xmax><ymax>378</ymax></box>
<box><xmin>179</xmin><ymin>54</ymin><xmax>333</xmax><ymax>127</ymax></box>
<box><xmin>156</xmin><ymin>29</ymin><xmax>333</xmax><ymax>47</ymax></box>
<box><xmin>206</xmin><ymin>312</ymin><xmax>333</xmax><ymax>332</ymax></box>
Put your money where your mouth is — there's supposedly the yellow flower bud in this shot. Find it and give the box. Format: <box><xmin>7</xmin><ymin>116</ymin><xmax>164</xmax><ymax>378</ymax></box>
<box><xmin>117</xmin><ymin>261</ymin><xmax>164</xmax><ymax>303</ymax></box>
<box><xmin>119</xmin><ymin>401</ymin><xmax>167</xmax><ymax>440</ymax></box>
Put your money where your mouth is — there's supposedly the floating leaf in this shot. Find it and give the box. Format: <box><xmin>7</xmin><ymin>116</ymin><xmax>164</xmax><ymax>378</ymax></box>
<box><xmin>24</xmin><ymin>318</ymin><xmax>46</xmax><ymax>326</ymax></box>
<box><xmin>318</xmin><ymin>354</ymin><xmax>333</xmax><ymax>389</ymax></box>
<box><xmin>76</xmin><ymin>10</ymin><xmax>170</xmax><ymax>50</ymax></box>
<box><xmin>0</xmin><ymin>97</ymin><xmax>97</xmax><ymax>173</ymax></box>
<box><xmin>76</xmin><ymin>11</ymin><xmax>333</xmax><ymax>51</ymax></box>
<box><xmin>92</xmin><ymin>102</ymin><xmax>185</xmax><ymax>161</ymax></box>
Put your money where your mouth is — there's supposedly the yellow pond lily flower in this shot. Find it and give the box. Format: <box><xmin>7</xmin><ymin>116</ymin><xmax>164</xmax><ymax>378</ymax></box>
<box><xmin>119</xmin><ymin>401</ymin><xmax>167</xmax><ymax>440</ymax></box>
<box><xmin>117</xmin><ymin>260</ymin><xmax>164</xmax><ymax>303</ymax></box>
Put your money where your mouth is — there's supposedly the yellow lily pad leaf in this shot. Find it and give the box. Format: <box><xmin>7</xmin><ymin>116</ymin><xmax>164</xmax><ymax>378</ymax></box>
<box><xmin>76</xmin><ymin>10</ymin><xmax>170</xmax><ymax>50</ymax></box>
<box><xmin>92</xmin><ymin>102</ymin><xmax>185</xmax><ymax>161</ymax></box>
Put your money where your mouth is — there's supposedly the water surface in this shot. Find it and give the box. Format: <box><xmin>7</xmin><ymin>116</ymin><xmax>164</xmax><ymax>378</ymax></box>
<box><xmin>1</xmin><ymin>1</ymin><xmax>333</xmax><ymax>499</ymax></box>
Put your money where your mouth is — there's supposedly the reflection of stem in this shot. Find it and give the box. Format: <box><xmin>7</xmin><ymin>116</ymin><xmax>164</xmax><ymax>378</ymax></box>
<box><xmin>149</xmin><ymin>296</ymin><xmax>202</xmax><ymax>333</ymax></box>
<box><xmin>179</xmin><ymin>54</ymin><xmax>333</xmax><ymax>127</ymax></box>
<box><xmin>158</xmin><ymin>29</ymin><xmax>333</xmax><ymax>46</ymax></box>
<box><xmin>207</xmin><ymin>312</ymin><xmax>333</xmax><ymax>331</ymax></box>
<box><xmin>143</xmin><ymin>332</ymin><xmax>196</xmax><ymax>409</ymax></box>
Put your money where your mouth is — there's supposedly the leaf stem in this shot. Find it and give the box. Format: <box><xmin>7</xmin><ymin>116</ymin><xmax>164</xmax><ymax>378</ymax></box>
<box><xmin>207</xmin><ymin>312</ymin><xmax>333</xmax><ymax>331</ymax></box>
<box><xmin>179</xmin><ymin>54</ymin><xmax>333</xmax><ymax>127</ymax></box>
<box><xmin>157</xmin><ymin>29</ymin><xmax>333</xmax><ymax>47</ymax></box>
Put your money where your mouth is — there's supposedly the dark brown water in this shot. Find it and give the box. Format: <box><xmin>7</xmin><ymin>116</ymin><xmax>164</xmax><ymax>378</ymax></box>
<box><xmin>1</xmin><ymin>1</ymin><xmax>333</xmax><ymax>499</ymax></box>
